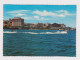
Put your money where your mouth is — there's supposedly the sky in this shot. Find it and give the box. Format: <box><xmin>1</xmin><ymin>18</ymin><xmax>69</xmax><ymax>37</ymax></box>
<box><xmin>3</xmin><ymin>4</ymin><xmax>76</xmax><ymax>27</ymax></box>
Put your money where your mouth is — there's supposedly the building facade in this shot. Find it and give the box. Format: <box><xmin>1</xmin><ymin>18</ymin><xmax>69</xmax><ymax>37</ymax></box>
<box><xmin>11</xmin><ymin>17</ymin><xmax>24</xmax><ymax>29</ymax></box>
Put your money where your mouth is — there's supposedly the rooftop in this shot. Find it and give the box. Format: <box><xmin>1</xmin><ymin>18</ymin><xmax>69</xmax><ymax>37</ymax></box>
<box><xmin>13</xmin><ymin>17</ymin><xmax>24</xmax><ymax>19</ymax></box>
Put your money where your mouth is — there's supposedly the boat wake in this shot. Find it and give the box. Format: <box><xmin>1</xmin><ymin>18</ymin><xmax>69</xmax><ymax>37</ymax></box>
<box><xmin>3</xmin><ymin>31</ymin><xmax>68</xmax><ymax>34</ymax></box>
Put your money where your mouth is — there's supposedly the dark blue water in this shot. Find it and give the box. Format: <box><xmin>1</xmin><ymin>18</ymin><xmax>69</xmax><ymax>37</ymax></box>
<box><xmin>3</xmin><ymin>29</ymin><xmax>76</xmax><ymax>56</ymax></box>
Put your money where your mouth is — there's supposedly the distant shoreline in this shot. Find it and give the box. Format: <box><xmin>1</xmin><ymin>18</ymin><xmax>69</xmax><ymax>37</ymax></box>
<box><xmin>3</xmin><ymin>28</ymin><xmax>76</xmax><ymax>30</ymax></box>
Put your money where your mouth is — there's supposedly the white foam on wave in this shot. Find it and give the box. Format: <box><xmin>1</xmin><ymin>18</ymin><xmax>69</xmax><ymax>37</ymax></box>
<box><xmin>23</xmin><ymin>32</ymin><xmax>38</xmax><ymax>34</ymax></box>
<box><xmin>40</xmin><ymin>31</ymin><xmax>67</xmax><ymax>34</ymax></box>
<box><xmin>4</xmin><ymin>31</ymin><xmax>17</xmax><ymax>33</ymax></box>
<box><xmin>4</xmin><ymin>31</ymin><xmax>67</xmax><ymax>34</ymax></box>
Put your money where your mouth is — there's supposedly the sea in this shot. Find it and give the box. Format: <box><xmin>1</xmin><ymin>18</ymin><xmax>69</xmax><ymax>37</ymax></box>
<box><xmin>3</xmin><ymin>29</ymin><xmax>76</xmax><ymax>56</ymax></box>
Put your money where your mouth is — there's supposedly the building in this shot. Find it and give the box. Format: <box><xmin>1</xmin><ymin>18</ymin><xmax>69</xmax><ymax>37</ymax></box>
<box><xmin>34</xmin><ymin>23</ymin><xmax>44</xmax><ymax>29</ymax></box>
<box><xmin>11</xmin><ymin>17</ymin><xmax>24</xmax><ymax>29</ymax></box>
<box><xmin>3</xmin><ymin>17</ymin><xmax>68</xmax><ymax>30</ymax></box>
<box><xmin>50</xmin><ymin>23</ymin><xmax>66</xmax><ymax>30</ymax></box>
<box><xmin>60</xmin><ymin>24</ymin><xmax>66</xmax><ymax>28</ymax></box>
<box><xmin>3</xmin><ymin>17</ymin><xmax>24</xmax><ymax>29</ymax></box>
<box><xmin>3</xmin><ymin>20</ymin><xmax>10</xmax><ymax>29</ymax></box>
<box><xmin>24</xmin><ymin>23</ymin><xmax>33</xmax><ymax>29</ymax></box>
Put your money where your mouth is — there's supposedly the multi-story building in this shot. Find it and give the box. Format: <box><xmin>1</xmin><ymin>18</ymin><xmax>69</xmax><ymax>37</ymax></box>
<box><xmin>11</xmin><ymin>17</ymin><xmax>24</xmax><ymax>29</ymax></box>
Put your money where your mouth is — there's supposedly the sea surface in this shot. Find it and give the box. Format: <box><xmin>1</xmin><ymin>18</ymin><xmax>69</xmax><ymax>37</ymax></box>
<box><xmin>3</xmin><ymin>29</ymin><xmax>76</xmax><ymax>56</ymax></box>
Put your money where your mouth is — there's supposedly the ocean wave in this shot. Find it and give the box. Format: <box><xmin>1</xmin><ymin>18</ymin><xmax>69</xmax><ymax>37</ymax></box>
<box><xmin>3</xmin><ymin>31</ymin><xmax>17</xmax><ymax>33</ymax></box>
<box><xmin>3</xmin><ymin>31</ymin><xmax>67</xmax><ymax>34</ymax></box>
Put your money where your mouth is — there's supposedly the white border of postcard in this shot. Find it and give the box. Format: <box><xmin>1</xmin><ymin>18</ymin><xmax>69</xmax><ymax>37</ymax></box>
<box><xmin>0</xmin><ymin>0</ymin><xmax>80</xmax><ymax>60</ymax></box>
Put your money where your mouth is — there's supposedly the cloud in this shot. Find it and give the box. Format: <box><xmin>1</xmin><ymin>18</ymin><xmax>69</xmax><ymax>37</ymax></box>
<box><xmin>33</xmin><ymin>10</ymin><xmax>56</xmax><ymax>16</ymax></box>
<box><xmin>22</xmin><ymin>17</ymin><xmax>31</xmax><ymax>20</ymax></box>
<box><xmin>34</xmin><ymin>16</ymin><xmax>39</xmax><ymax>19</ymax></box>
<box><xmin>33</xmin><ymin>10</ymin><xmax>75</xmax><ymax>17</ymax></box>
<box><xmin>11</xmin><ymin>13</ymin><xmax>26</xmax><ymax>16</ymax></box>
<box><xmin>7</xmin><ymin>10</ymin><xmax>30</xmax><ymax>17</ymax></box>
<box><xmin>39</xmin><ymin>17</ymin><xmax>47</xmax><ymax>20</ymax></box>
<box><xmin>8</xmin><ymin>10</ymin><xmax>30</xmax><ymax>13</ymax></box>
<box><xmin>16</xmin><ymin>13</ymin><xmax>26</xmax><ymax>16</ymax></box>
<box><xmin>22</xmin><ymin>16</ymin><xmax>40</xmax><ymax>20</ymax></box>
<box><xmin>7</xmin><ymin>9</ymin><xmax>75</xmax><ymax>21</ymax></box>
<box><xmin>56</xmin><ymin>10</ymin><xmax>75</xmax><ymax>16</ymax></box>
<box><xmin>22</xmin><ymin>16</ymin><xmax>54</xmax><ymax>21</ymax></box>
<box><xmin>3</xmin><ymin>17</ymin><xmax>11</xmax><ymax>20</ymax></box>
